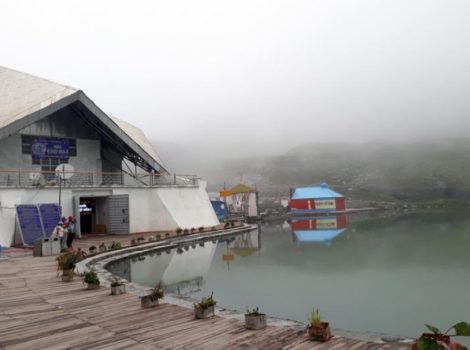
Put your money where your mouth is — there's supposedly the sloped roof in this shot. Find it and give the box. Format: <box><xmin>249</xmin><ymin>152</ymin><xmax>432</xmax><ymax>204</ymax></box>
<box><xmin>0</xmin><ymin>67</ymin><xmax>77</xmax><ymax>130</ymax></box>
<box><xmin>293</xmin><ymin>229</ymin><xmax>346</xmax><ymax>244</ymax></box>
<box><xmin>230</xmin><ymin>183</ymin><xmax>256</xmax><ymax>193</ymax></box>
<box><xmin>292</xmin><ymin>183</ymin><xmax>343</xmax><ymax>199</ymax></box>
<box><xmin>0</xmin><ymin>66</ymin><xmax>167</xmax><ymax>173</ymax></box>
<box><xmin>109</xmin><ymin>116</ymin><xmax>165</xmax><ymax>170</ymax></box>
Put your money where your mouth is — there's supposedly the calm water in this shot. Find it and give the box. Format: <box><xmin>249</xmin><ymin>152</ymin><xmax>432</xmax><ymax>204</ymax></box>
<box><xmin>108</xmin><ymin>212</ymin><xmax>470</xmax><ymax>339</ymax></box>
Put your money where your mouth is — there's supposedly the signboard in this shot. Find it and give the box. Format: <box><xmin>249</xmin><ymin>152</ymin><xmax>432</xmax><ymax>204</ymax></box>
<box><xmin>314</xmin><ymin>199</ymin><xmax>336</xmax><ymax>210</ymax></box>
<box><xmin>219</xmin><ymin>190</ymin><xmax>232</xmax><ymax>197</ymax></box>
<box><xmin>316</xmin><ymin>218</ymin><xmax>338</xmax><ymax>229</ymax></box>
<box><xmin>222</xmin><ymin>254</ymin><xmax>234</xmax><ymax>262</ymax></box>
<box><xmin>38</xmin><ymin>203</ymin><xmax>61</xmax><ymax>236</ymax></box>
<box><xmin>16</xmin><ymin>205</ymin><xmax>44</xmax><ymax>245</ymax></box>
<box><xmin>31</xmin><ymin>138</ymin><xmax>69</xmax><ymax>159</ymax></box>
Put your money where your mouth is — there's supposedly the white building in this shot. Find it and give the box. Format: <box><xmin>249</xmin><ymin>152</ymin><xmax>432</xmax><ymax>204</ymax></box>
<box><xmin>0</xmin><ymin>66</ymin><xmax>218</xmax><ymax>247</ymax></box>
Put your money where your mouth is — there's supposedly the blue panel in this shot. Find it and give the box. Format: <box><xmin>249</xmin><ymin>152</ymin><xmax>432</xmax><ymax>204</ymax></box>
<box><xmin>211</xmin><ymin>200</ymin><xmax>228</xmax><ymax>221</ymax></box>
<box><xmin>38</xmin><ymin>203</ymin><xmax>61</xmax><ymax>236</ymax></box>
<box><xmin>16</xmin><ymin>205</ymin><xmax>44</xmax><ymax>245</ymax></box>
<box><xmin>294</xmin><ymin>229</ymin><xmax>346</xmax><ymax>246</ymax></box>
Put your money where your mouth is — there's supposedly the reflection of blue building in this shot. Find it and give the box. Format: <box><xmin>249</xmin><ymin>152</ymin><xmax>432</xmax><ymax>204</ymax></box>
<box><xmin>289</xmin><ymin>215</ymin><xmax>347</xmax><ymax>246</ymax></box>
<box><xmin>211</xmin><ymin>200</ymin><xmax>228</xmax><ymax>221</ymax></box>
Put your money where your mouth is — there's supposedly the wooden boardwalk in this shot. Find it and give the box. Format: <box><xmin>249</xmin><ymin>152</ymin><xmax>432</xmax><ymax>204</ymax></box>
<box><xmin>0</xmin><ymin>248</ymin><xmax>411</xmax><ymax>349</ymax></box>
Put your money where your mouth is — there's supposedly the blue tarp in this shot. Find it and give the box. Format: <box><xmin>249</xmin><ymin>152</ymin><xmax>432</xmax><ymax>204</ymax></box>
<box><xmin>211</xmin><ymin>200</ymin><xmax>228</xmax><ymax>221</ymax></box>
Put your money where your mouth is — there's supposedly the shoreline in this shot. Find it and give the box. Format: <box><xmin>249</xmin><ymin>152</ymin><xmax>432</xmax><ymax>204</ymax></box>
<box><xmin>76</xmin><ymin>227</ymin><xmax>412</xmax><ymax>347</ymax></box>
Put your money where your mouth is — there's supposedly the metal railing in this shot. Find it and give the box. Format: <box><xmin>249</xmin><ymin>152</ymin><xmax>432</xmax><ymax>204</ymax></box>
<box><xmin>0</xmin><ymin>169</ymin><xmax>199</xmax><ymax>188</ymax></box>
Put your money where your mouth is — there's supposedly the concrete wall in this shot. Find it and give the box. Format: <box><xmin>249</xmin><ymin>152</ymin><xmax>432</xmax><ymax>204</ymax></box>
<box><xmin>0</xmin><ymin>183</ymin><xmax>219</xmax><ymax>247</ymax></box>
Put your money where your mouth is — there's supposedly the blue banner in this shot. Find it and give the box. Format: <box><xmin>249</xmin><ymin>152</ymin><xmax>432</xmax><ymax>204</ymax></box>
<box><xmin>31</xmin><ymin>138</ymin><xmax>69</xmax><ymax>159</ymax></box>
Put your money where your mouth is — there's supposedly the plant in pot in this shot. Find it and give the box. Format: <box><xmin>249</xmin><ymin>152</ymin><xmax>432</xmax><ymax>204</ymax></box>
<box><xmin>194</xmin><ymin>292</ymin><xmax>216</xmax><ymax>319</ymax></box>
<box><xmin>56</xmin><ymin>251</ymin><xmax>79</xmax><ymax>282</ymax></box>
<box><xmin>109</xmin><ymin>241</ymin><xmax>122</xmax><ymax>250</ymax></box>
<box><xmin>411</xmin><ymin>322</ymin><xmax>470</xmax><ymax>350</ymax></box>
<box><xmin>198</xmin><ymin>226</ymin><xmax>205</xmax><ymax>232</ymax></box>
<box><xmin>99</xmin><ymin>242</ymin><xmax>107</xmax><ymax>253</ymax></box>
<box><xmin>307</xmin><ymin>308</ymin><xmax>332</xmax><ymax>342</ymax></box>
<box><xmin>140</xmin><ymin>284</ymin><xmax>164</xmax><ymax>308</ymax></box>
<box><xmin>175</xmin><ymin>227</ymin><xmax>182</xmax><ymax>235</ymax></box>
<box><xmin>83</xmin><ymin>270</ymin><xmax>100</xmax><ymax>290</ymax></box>
<box><xmin>245</xmin><ymin>307</ymin><xmax>267</xmax><ymax>330</ymax></box>
<box><xmin>110</xmin><ymin>277</ymin><xmax>126</xmax><ymax>295</ymax></box>
<box><xmin>131</xmin><ymin>238</ymin><xmax>137</xmax><ymax>246</ymax></box>
<box><xmin>89</xmin><ymin>245</ymin><xmax>97</xmax><ymax>254</ymax></box>
<box><xmin>137</xmin><ymin>237</ymin><xmax>146</xmax><ymax>243</ymax></box>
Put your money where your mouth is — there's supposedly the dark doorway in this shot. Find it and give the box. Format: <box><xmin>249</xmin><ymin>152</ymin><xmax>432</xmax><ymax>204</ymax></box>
<box><xmin>79</xmin><ymin>198</ymin><xmax>95</xmax><ymax>234</ymax></box>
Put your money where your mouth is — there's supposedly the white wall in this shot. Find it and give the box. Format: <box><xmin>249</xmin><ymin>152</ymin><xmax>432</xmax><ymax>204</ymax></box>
<box><xmin>0</xmin><ymin>183</ymin><xmax>219</xmax><ymax>247</ymax></box>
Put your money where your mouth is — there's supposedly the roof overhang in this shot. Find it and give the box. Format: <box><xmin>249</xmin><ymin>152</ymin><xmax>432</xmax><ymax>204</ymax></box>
<box><xmin>0</xmin><ymin>90</ymin><xmax>168</xmax><ymax>174</ymax></box>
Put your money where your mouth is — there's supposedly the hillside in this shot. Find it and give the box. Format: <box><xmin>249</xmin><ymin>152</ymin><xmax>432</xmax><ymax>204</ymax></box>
<box><xmin>155</xmin><ymin>139</ymin><xmax>470</xmax><ymax>201</ymax></box>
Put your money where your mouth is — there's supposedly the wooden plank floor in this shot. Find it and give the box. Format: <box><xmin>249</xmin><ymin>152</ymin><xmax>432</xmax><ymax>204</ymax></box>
<box><xmin>0</xmin><ymin>254</ymin><xmax>411</xmax><ymax>349</ymax></box>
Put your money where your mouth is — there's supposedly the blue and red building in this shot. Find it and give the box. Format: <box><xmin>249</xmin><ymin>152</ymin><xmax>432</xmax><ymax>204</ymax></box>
<box><xmin>289</xmin><ymin>183</ymin><xmax>345</xmax><ymax>213</ymax></box>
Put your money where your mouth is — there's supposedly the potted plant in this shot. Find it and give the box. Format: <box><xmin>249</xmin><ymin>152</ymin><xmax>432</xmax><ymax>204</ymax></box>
<box><xmin>110</xmin><ymin>277</ymin><xmax>126</xmax><ymax>295</ymax></box>
<box><xmin>148</xmin><ymin>236</ymin><xmax>156</xmax><ymax>242</ymax></box>
<box><xmin>140</xmin><ymin>284</ymin><xmax>164</xmax><ymax>308</ymax></box>
<box><xmin>198</xmin><ymin>226</ymin><xmax>205</xmax><ymax>232</ymax></box>
<box><xmin>137</xmin><ymin>237</ymin><xmax>146</xmax><ymax>243</ymax></box>
<box><xmin>176</xmin><ymin>227</ymin><xmax>182</xmax><ymax>235</ymax></box>
<box><xmin>56</xmin><ymin>251</ymin><xmax>79</xmax><ymax>282</ymax></box>
<box><xmin>131</xmin><ymin>238</ymin><xmax>137</xmax><ymax>246</ymax></box>
<box><xmin>99</xmin><ymin>242</ymin><xmax>107</xmax><ymax>253</ymax></box>
<box><xmin>412</xmin><ymin>322</ymin><xmax>470</xmax><ymax>350</ymax></box>
<box><xmin>83</xmin><ymin>270</ymin><xmax>100</xmax><ymax>290</ymax></box>
<box><xmin>89</xmin><ymin>245</ymin><xmax>97</xmax><ymax>254</ymax></box>
<box><xmin>245</xmin><ymin>307</ymin><xmax>267</xmax><ymax>330</ymax></box>
<box><xmin>194</xmin><ymin>292</ymin><xmax>216</xmax><ymax>319</ymax></box>
<box><xmin>109</xmin><ymin>241</ymin><xmax>121</xmax><ymax>250</ymax></box>
<box><xmin>308</xmin><ymin>308</ymin><xmax>332</xmax><ymax>342</ymax></box>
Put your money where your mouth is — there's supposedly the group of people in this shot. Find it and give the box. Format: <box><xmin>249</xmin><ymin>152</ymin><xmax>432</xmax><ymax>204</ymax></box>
<box><xmin>51</xmin><ymin>215</ymin><xmax>76</xmax><ymax>249</ymax></box>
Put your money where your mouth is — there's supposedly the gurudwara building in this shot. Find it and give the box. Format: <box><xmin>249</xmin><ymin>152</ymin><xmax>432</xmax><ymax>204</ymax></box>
<box><xmin>0</xmin><ymin>66</ymin><xmax>218</xmax><ymax>247</ymax></box>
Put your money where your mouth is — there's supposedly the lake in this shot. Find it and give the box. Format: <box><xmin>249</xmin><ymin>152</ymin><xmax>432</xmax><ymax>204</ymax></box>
<box><xmin>107</xmin><ymin>211</ymin><xmax>470</xmax><ymax>340</ymax></box>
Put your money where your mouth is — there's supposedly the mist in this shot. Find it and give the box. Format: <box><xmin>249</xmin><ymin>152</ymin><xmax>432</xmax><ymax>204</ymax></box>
<box><xmin>1</xmin><ymin>0</ymin><xmax>470</xmax><ymax>151</ymax></box>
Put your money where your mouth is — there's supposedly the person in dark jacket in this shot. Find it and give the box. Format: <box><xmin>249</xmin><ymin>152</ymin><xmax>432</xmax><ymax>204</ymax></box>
<box><xmin>66</xmin><ymin>215</ymin><xmax>76</xmax><ymax>248</ymax></box>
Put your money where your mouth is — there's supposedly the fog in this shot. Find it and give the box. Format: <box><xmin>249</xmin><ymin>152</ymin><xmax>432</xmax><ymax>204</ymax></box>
<box><xmin>2</xmin><ymin>0</ymin><xmax>470</xmax><ymax>158</ymax></box>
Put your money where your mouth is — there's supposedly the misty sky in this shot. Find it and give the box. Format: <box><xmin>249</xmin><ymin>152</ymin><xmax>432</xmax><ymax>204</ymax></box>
<box><xmin>1</xmin><ymin>0</ymin><xmax>470</xmax><ymax>153</ymax></box>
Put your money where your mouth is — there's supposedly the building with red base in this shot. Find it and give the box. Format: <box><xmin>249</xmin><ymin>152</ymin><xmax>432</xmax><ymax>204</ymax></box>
<box><xmin>289</xmin><ymin>183</ymin><xmax>345</xmax><ymax>213</ymax></box>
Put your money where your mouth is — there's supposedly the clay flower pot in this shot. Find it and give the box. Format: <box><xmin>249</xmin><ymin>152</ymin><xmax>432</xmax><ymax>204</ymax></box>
<box><xmin>308</xmin><ymin>322</ymin><xmax>332</xmax><ymax>342</ymax></box>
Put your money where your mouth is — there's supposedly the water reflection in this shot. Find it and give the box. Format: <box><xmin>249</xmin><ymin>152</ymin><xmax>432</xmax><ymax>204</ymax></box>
<box><xmin>289</xmin><ymin>215</ymin><xmax>347</xmax><ymax>246</ymax></box>
<box><xmin>222</xmin><ymin>227</ymin><xmax>261</xmax><ymax>269</ymax></box>
<box><xmin>108</xmin><ymin>241</ymin><xmax>218</xmax><ymax>295</ymax></box>
<box><xmin>107</xmin><ymin>213</ymin><xmax>470</xmax><ymax>341</ymax></box>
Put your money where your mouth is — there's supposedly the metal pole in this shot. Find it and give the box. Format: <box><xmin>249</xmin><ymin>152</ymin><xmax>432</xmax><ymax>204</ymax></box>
<box><xmin>58</xmin><ymin>176</ymin><xmax>62</xmax><ymax>217</ymax></box>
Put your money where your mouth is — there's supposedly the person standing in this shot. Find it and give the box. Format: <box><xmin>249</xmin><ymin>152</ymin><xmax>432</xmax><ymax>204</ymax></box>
<box><xmin>66</xmin><ymin>215</ymin><xmax>76</xmax><ymax>248</ymax></box>
<box><xmin>51</xmin><ymin>221</ymin><xmax>65</xmax><ymax>248</ymax></box>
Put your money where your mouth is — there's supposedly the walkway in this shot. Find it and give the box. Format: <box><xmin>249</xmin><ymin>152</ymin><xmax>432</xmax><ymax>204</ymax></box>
<box><xmin>0</xmin><ymin>236</ymin><xmax>411</xmax><ymax>349</ymax></box>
